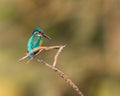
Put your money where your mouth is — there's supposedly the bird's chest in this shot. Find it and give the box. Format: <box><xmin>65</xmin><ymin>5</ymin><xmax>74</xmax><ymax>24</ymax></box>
<box><xmin>32</xmin><ymin>36</ymin><xmax>41</xmax><ymax>45</ymax></box>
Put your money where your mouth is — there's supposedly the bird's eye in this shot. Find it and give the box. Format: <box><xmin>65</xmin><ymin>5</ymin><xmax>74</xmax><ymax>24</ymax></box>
<box><xmin>40</xmin><ymin>32</ymin><xmax>43</xmax><ymax>35</ymax></box>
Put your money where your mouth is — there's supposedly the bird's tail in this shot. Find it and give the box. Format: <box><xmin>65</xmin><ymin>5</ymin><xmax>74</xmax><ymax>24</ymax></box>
<box><xmin>28</xmin><ymin>53</ymin><xmax>34</xmax><ymax>58</ymax></box>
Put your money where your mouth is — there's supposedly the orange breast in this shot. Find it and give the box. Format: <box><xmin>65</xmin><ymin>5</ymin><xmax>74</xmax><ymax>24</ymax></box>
<box><xmin>40</xmin><ymin>41</ymin><xmax>43</xmax><ymax>46</ymax></box>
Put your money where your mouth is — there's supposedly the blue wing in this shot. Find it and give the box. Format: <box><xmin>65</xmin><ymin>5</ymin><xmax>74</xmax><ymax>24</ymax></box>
<box><xmin>27</xmin><ymin>35</ymin><xmax>42</xmax><ymax>58</ymax></box>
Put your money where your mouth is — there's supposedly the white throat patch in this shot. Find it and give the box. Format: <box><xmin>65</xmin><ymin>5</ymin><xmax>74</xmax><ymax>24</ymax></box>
<box><xmin>34</xmin><ymin>32</ymin><xmax>41</xmax><ymax>36</ymax></box>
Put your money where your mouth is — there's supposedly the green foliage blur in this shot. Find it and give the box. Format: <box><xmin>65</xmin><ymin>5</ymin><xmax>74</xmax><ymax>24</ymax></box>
<box><xmin>0</xmin><ymin>0</ymin><xmax>120</xmax><ymax>96</ymax></box>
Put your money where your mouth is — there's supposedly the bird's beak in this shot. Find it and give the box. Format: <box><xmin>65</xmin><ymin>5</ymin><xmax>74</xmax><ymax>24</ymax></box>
<box><xmin>43</xmin><ymin>33</ymin><xmax>51</xmax><ymax>40</ymax></box>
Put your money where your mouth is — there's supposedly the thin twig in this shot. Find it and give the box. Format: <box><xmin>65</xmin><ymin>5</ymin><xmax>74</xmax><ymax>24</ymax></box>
<box><xmin>18</xmin><ymin>54</ymin><xmax>28</xmax><ymax>62</ymax></box>
<box><xmin>53</xmin><ymin>45</ymin><xmax>65</xmax><ymax>67</ymax></box>
<box><xmin>37</xmin><ymin>59</ymin><xmax>84</xmax><ymax>96</ymax></box>
<box><xmin>18</xmin><ymin>45</ymin><xmax>65</xmax><ymax>64</ymax></box>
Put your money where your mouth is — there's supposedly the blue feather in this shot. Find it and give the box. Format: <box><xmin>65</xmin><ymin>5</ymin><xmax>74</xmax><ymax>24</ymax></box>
<box><xmin>27</xmin><ymin>35</ymin><xmax>42</xmax><ymax>58</ymax></box>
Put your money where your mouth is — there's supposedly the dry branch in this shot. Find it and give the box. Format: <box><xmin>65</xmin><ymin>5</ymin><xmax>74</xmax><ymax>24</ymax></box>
<box><xmin>18</xmin><ymin>45</ymin><xmax>84</xmax><ymax>96</ymax></box>
<box><xmin>18</xmin><ymin>45</ymin><xmax>65</xmax><ymax>65</ymax></box>
<box><xmin>37</xmin><ymin>59</ymin><xmax>84</xmax><ymax>96</ymax></box>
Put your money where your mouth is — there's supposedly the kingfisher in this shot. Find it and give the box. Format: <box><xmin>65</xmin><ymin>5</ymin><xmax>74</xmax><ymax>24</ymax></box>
<box><xmin>27</xmin><ymin>27</ymin><xmax>51</xmax><ymax>58</ymax></box>
<box><xmin>18</xmin><ymin>27</ymin><xmax>51</xmax><ymax>62</ymax></box>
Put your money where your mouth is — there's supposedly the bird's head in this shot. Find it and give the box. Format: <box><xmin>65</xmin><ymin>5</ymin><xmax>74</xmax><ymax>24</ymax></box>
<box><xmin>32</xmin><ymin>28</ymin><xmax>51</xmax><ymax>39</ymax></box>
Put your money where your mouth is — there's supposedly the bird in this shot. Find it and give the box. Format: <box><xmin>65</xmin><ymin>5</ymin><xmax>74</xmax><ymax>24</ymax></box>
<box><xmin>27</xmin><ymin>27</ymin><xmax>51</xmax><ymax>58</ymax></box>
<box><xmin>18</xmin><ymin>27</ymin><xmax>51</xmax><ymax>62</ymax></box>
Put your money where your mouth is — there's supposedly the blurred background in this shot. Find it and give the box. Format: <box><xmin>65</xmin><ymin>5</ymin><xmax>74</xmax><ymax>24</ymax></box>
<box><xmin>0</xmin><ymin>0</ymin><xmax>120</xmax><ymax>96</ymax></box>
